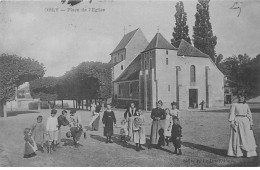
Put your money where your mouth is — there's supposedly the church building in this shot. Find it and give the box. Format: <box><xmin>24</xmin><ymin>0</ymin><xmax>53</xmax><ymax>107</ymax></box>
<box><xmin>111</xmin><ymin>28</ymin><xmax>224</xmax><ymax>110</ymax></box>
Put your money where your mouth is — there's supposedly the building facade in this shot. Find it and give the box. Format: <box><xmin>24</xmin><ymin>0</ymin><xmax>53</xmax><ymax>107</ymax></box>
<box><xmin>111</xmin><ymin>29</ymin><xmax>224</xmax><ymax>110</ymax></box>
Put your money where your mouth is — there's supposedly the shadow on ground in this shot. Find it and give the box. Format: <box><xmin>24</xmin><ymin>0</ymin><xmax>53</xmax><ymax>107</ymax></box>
<box><xmin>7</xmin><ymin>110</ymin><xmax>39</xmax><ymax>117</ymax></box>
<box><xmin>200</xmin><ymin>108</ymin><xmax>260</xmax><ymax>113</ymax></box>
<box><xmin>182</xmin><ymin>141</ymin><xmax>227</xmax><ymax>156</ymax></box>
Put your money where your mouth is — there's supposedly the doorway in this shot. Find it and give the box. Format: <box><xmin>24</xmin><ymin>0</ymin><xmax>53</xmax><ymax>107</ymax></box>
<box><xmin>189</xmin><ymin>89</ymin><xmax>198</xmax><ymax>108</ymax></box>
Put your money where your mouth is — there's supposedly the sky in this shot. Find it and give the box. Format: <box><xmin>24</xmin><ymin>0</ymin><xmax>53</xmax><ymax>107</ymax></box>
<box><xmin>1</xmin><ymin>0</ymin><xmax>260</xmax><ymax>77</ymax></box>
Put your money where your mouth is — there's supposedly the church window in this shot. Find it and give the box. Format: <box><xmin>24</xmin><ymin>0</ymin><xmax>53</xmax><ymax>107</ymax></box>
<box><xmin>121</xmin><ymin>54</ymin><xmax>123</xmax><ymax>61</ymax></box>
<box><xmin>166</xmin><ymin>58</ymin><xmax>169</xmax><ymax>65</ymax></box>
<box><xmin>190</xmin><ymin>65</ymin><xmax>196</xmax><ymax>82</ymax></box>
<box><xmin>166</xmin><ymin>50</ymin><xmax>168</xmax><ymax>55</ymax></box>
<box><xmin>129</xmin><ymin>83</ymin><xmax>133</xmax><ymax>94</ymax></box>
<box><xmin>121</xmin><ymin>65</ymin><xmax>123</xmax><ymax>70</ymax></box>
<box><xmin>149</xmin><ymin>58</ymin><xmax>152</xmax><ymax>69</ymax></box>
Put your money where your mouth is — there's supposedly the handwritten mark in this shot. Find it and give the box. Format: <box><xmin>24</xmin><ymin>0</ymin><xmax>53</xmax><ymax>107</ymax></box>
<box><xmin>230</xmin><ymin>0</ymin><xmax>260</xmax><ymax>17</ymax></box>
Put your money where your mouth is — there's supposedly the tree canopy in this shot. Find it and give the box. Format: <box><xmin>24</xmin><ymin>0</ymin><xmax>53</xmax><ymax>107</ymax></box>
<box><xmin>193</xmin><ymin>0</ymin><xmax>217</xmax><ymax>62</ymax></box>
<box><xmin>0</xmin><ymin>53</ymin><xmax>45</xmax><ymax>117</ymax></box>
<box><xmin>171</xmin><ymin>1</ymin><xmax>191</xmax><ymax>44</ymax></box>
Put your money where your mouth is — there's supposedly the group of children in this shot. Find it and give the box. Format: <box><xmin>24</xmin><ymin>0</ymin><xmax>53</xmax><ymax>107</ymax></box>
<box><xmin>24</xmin><ymin>101</ymin><xmax>182</xmax><ymax>158</ymax></box>
<box><xmin>116</xmin><ymin>101</ymin><xmax>182</xmax><ymax>155</ymax></box>
<box><xmin>23</xmin><ymin>109</ymin><xmax>86</xmax><ymax>158</ymax></box>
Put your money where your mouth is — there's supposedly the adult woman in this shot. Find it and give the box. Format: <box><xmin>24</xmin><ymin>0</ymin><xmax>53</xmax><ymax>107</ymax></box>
<box><xmin>124</xmin><ymin>102</ymin><xmax>137</xmax><ymax>140</ymax></box>
<box><xmin>227</xmin><ymin>93</ymin><xmax>257</xmax><ymax>157</ymax></box>
<box><xmin>150</xmin><ymin>100</ymin><xmax>166</xmax><ymax>148</ymax></box>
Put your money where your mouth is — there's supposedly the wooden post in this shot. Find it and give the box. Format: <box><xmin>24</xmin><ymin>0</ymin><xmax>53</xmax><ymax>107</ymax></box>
<box><xmin>38</xmin><ymin>101</ymin><xmax>41</xmax><ymax>110</ymax></box>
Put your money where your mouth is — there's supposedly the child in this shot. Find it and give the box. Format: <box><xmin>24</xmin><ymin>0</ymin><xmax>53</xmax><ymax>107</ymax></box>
<box><xmin>23</xmin><ymin>128</ymin><xmax>37</xmax><ymax>158</ymax></box>
<box><xmin>57</xmin><ymin>110</ymin><xmax>70</xmax><ymax>145</ymax></box>
<box><xmin>102</xmin><ymin>104</ymin><xmax>116</xmax><ymax>143</ymax></box>
<box><xmin>31</xmin><ymin>115</ymin><xmax>46</xmax><ymax>153</ymax></box>
<box><xmin>46</xmin><ymin>109</ymin><xmax>59</xmax><ymax>153</ymax></box>
<box><xmin>68</xmin><ymin>109</ymin><xmax>87</xmax><ymax>148</ymax></box>
<box><xmin>157</xmin><ymin>128</ymin><xmax>165</xmax><ymax>149</ymax></box>
<box><xmin>164</xmin><ymin>108</ymin><xmax>172</xmax><ymax>146</ymax></box>
<box><xmin>116</xmin><ymin>119</ymin><xmax>128</xmax><ymax>142</ymax></box>
<box><xmin>133</xmin><ymin>108</ymin><xmax>146</xmax><ymax>151</ymax></box>
<box><xmin>170</xmin><ymin>101</ymin><xmax>180</xmax><ymax>121</ymax></box>
<box><xmin>171</xmin><ymin>116</ymin><xmax>182</xmax><ymax>155</ymax></box>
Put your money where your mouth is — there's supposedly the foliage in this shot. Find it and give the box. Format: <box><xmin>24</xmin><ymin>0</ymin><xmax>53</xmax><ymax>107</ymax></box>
<box><xmin>193</xmin><ymin>0</ymin><xmax>217</xmax><ymax>62</ymax></box>
<box><xmin>0</xmin><ymin>53</ymin><xmax>45</xmax><ymax>117</ymax></box>
<box><xmin>219</xmin><ymin>53</ymin><xmax>260</xmax><ymax>97</ymax></box>
<box><xmin>29</xmin><ymin>61</ymin><xmax>112</xmax><ymax>103</ymax></box>
<box><xmin>29</xmin><ymin>77</ymin><xmax>59</xmax><ymax>101</ymax></box>
<box><xmin>171</xmin><ymin>1</ymin><xmax>191</xmax><ymax>44</ymax></box>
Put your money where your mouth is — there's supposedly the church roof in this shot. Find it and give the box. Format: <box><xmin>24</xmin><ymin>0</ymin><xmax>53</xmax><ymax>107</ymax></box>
<box><xmin>113</xmin><ymin>54</ymin><xmax>141</xmax><ymax>82</ymax></box>
<box><xmin>177</xmin><ymin>39</ymin><xmax>209</xmax><ymax>58</ymax></box>
<box><xmin>171</xmin><ymin>39</ymin><xmax>182</xmax><ymax>48</ymax></box>
<box><xmin>110</xmin><ymin>28</ymin><xmax>139</xmax><ymax>55</ymax></box>
<box><xmin>143</xmin><ymin>33</ymin><xmax>177</xmax><ymax>53</ymax></box>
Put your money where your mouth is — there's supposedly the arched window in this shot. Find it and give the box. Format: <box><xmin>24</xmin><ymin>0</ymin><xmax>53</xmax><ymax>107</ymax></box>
<box><xmin>190</xmin><ymin>65</ymin><xmax>196</xmax><ymax>82</ymax></box>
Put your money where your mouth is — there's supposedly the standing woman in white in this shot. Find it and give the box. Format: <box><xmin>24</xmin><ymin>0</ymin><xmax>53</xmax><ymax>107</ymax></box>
<box><xmin>227</xmin><ymin>93</ymin><xmax>257</xmax><ymax>157</ymax></box>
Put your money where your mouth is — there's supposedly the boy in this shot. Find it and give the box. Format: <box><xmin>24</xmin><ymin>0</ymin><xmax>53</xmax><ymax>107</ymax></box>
<box><xmin>171</xmin><ymin>116</ymin><xmax>182</xmax><ymax>155</ymax></box>
<box><xmin>57</xmin><ymin>110</ymin><xmax>70</xmax><ymax>145</ymax></box>
<box><xmin>46</xmin><ymin>109</ymin><xmax>59</xmax><ymax>153</ymax></box>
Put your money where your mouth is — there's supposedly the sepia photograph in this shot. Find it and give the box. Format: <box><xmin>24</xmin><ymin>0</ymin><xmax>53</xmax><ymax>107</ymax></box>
<box><xmin>0</xmin><ymin>0</ymin><xmax>259</xmax><ymax>167</ymax></box>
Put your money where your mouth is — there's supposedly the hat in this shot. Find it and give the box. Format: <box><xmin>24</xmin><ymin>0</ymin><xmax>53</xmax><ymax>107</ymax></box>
<box><xmin>66</xmin><ymin>131</ymin><xmax>71</xmax><ymax>138</ymax></box>
<box><xmin>157</xmin><ymin>100</ymin><xmax>163</xmax><ymax>105</ymax></box>
<box><xmin>171</xmin><ymin>101</ymin><xmax>177</xmax><ymax>106</ymax></box>
<box><xmin>172</xmin><ymin>116</ymin><xmax>179</xmax><ymax>120</ymax></box>
<box><xmin>51</xmin><ymin>109</ymin><xmax>57</xmax><ymax>114</ymax></box>
<box><xmin>62</xmin><ymin>110</ymin><xmax>67</xmax><ymax>114</ymax></box>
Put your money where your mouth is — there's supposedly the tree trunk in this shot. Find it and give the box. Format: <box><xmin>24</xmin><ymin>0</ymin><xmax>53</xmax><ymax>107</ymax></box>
<box><xmin>48</xmin><ymin>101</ymin><xmax>51</xmax><ymax>109</ymax></box>
<box><xmin>38</xmin><ymin>101</ymin><xmax>41</xmax><ymax>110</ymax></box>
<box><xmin>76</xmin><ymin>100</ymin><xmax>78</xmax><ymax>109</ymax></box>
<box><xmin>73</xmin><ymin>100</ymin><xmax>75</xmax><ymax>108</ymax></box>
<box><xmin>62</xmin><ymin>100</ymin><xmax>63</xmax><ymax>108</ymax></box>
<box><xmin>81</xmin><ymin>100</ymin><xmax>83</xmax><ymax>110</ymax></box>
<box><xmin>53</xmin><ymin>100</ymin><xmax>56</xmax><ymax>109</ymax></box>
<box><xmin>0</xmin><ymin>100</ymin><xmax>5</xmax><ymax>117</ymax></box>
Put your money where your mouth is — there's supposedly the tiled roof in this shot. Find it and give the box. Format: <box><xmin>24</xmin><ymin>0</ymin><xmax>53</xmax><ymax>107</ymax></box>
<box><xmin>143</xmin><ymin>33</ymin><xmax>177</xmax><ymax>52</ymax></box>
<box><xmin>177</xmin><ymin>39</ymin><xmax>209</xmax><ymax>58</ymax></box>
<box><xmin>171</xmin><ymin>39</ymin><xmax>182</xmax><ymax>48</ymax></box>
<box><xmin>113</xmin><ymin>54</ymin><xmax>141</xmax><ymax>82</ymax></box>
<box><xmin>110</xmin><ymin>28</ymin><xmax>139</xmax><ymax>55</ymax></box>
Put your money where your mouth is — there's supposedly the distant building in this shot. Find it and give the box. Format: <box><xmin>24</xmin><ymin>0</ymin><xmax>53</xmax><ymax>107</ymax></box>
<box><xmin>111</xmin><ymin>28</ymin><xmax>224</xmax><ymax>110</ymax></box>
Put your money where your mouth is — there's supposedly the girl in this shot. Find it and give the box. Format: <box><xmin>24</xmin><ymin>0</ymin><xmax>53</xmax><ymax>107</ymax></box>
<box><xmin>31</xmin><ymin>115</ymin><xmax>46</xmax><ymax>153</ymax></box>
<box><xmin>46</xmin><ymin>109</ymin><xmax>59</xmax><ymax>153</ymax></box>
<box><xmin>116</xmin><ymin>119</ymin><xmax>128</xmax><ymax>142</ymax></box>
<box><xmin>164</xmin><ymin>108</ymin><xmax>172</xmax><ymax>146</ymax></box>
<box><xmin>124</xmin><ymin>102</ymin><xmax>137</xmax><ymax>140</ymax></box>
<box><xmin>170</xmin><ymin>101</ymin><xmax>180</xmax><ymax>121</ymax></box>
<box><xmin>102</xmin><ymin>104</ymin><xmax>116</xmax><ymax>143</ymax></box>
<box><xmin>133</xmin><ymin>108</ymin><xmax>146</xmax><ymax>151</ymax></box>
<box><xmin>23</xmin><ymin>128</ymin><xmax>37</xmax><ymax>158</ymax></box>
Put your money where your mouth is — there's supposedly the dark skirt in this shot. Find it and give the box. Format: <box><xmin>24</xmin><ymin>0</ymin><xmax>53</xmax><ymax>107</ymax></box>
<box><xmin>92</xmin><ymin>115</ymin><xmax>100</xmax><ymax>131</ymax></box>
<box><xmin>150</xmin><ymin>120</ymin><xmax>165</xmax><ymax>145</ymax></box>
<box><xmin>172</xmin><ymin>137</ymin><xmax>181</xmax><ymax>148</ymax></box>
<box><xmin>104</xmin><ymin>120</ymin><xmax>114</xmax><ymax>137</ymax></box>
<box><xmin>24</xmin><ymin>142</ymin><xmax>36</xmax><ymax>158</ymax></box>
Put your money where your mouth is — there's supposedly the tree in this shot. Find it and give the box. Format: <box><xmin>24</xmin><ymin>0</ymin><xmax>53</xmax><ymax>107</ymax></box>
<box><xmin>193</xmin><ymin>0</ymin><xmax>217</xmax><ymax>62</ymax></box>
<box><xmin>171</xmin><ymin>1</ymin><xmax>191</xmax><ymax>44</ymax></box>
<box><xmin>29</xmin><ymin>77</ymin><xmax>59</xmax><ymax>108</ymax></box>
<box><xmin>219</xmin><ymin>53</ymin><xmax>260</xmax><ymax>97</ymax></box>
<box><xmin>0</xmin><ymin>54</ymin><xmax>45</xmax><ymax>117</ymax></box>
<box><xmin>215</xmin><ymin>53</ymin><xmax>223</xmax><ymax>69</ymax></box>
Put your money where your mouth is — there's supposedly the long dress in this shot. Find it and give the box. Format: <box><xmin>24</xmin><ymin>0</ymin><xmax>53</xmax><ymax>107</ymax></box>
<box><xmin>227</xmin><ymin>103</ymin><xmax>257</xmax><ymax>157</ymax></box>
<box><xmin>132</xmin><ymin>114</ymin><xmax>146</xmax><ymax>144</ymax></box>
<box><xmin>102</xmin><ymin>110</ymin><xmax>116</xmax><ymax>137</ymax></box>
<box><xmin>92</xmin><ymin>105</ymin><xmax>102</xmax><ymax>131</ymax></box>
<box><xmin>24</xmin><ymin>133</ymin><xmax>37</xmax><ymax>158</ymax></box>
<box><xmin>124</xmin><ymin>107</ymin><xmax>136</xmax><ymax>139</ymax></box>
<box><xmin>31</xmin><ymin>122</ymin><xmax>46</xmax><ymax>146</ymax></box>
<box><xmin>150</xmin><ymin>107</ymin><xmax>166</xmax><ymax>145</ymax></box>
<box><xmin>164</xmin><ymin>114</ymin><xmax>173</xmax><ymax>137</ymax></box>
